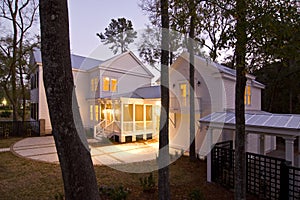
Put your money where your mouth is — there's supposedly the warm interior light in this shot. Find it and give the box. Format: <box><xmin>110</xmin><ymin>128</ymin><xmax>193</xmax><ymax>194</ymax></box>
<box><xmin>2</xmin><ymin>98</ymin><xmax>7</xmax><ymax>106</ymax></box>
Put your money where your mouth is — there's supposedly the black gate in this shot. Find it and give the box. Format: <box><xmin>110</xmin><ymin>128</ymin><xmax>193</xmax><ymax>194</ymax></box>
<box><xmin>211</xmin><ymin>141</ymin><xmax>300</xmax><ymax>200</ymax></box>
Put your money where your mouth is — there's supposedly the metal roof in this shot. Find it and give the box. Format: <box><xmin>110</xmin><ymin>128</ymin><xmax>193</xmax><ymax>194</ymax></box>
<box><xmin>33</xmin><ymin>49</ymin><xmax>104</xmax><ymax>71</ymax></box>
<box><xmin>199</xmin><ymin>111</ymin><xmax>300</xmax><ymax>136</ymax></box>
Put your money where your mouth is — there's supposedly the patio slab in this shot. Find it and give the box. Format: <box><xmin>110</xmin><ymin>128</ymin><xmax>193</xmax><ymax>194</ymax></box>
<box><xmin>12</xmin><ymin>136</ymin><xmax>181</xmax><ymax>166</ymax></box>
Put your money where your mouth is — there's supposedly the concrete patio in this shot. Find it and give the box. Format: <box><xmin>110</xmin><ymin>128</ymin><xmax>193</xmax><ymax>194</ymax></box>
<box><xmin>11</xmin><ymin>136</ymin><xmax>181</xmax><ymax>167</ymax></box>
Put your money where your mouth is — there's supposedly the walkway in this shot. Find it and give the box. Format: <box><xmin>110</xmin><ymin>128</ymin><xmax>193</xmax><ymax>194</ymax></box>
<box><xmin>12</xmin><ymin>136</ymin><xmax>180</xmax><ymax>166</ymax></box>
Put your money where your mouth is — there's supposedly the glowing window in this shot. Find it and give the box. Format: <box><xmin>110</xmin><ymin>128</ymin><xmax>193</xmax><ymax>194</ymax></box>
<box><xmin>95</xmin><ymin>105</ymin><xmax>99</xmax><ymax>121</ymax></box>
<box><xmin>244</xmin><ymin>86</ymin><xmax>251</xmax><ymax>105</ymax></box>
<box><xmin>91</xmin><ymin>77</ymin><xmax>98</xmax><ymax>92</ymax></box>
<box><xmin>180</xmin><ymin>83</ymin><xmax>188</xmax><ymax>106</ymax></box>
<box><xmin>90</xmin><ymin>105</ymin><xmax>93</xmax><ymax>121</ymax></box>
<box><xmin>111</xmin><ymin>79</ymin><xmax>118</xmax><ymax>92</ymax></box>
<box><xmin>103</xmin><ymin>77</ymin><xmax>110</xmax><ymax>91</ymax></box>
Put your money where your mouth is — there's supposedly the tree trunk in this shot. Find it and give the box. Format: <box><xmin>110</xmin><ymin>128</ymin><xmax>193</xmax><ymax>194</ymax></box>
<box><xmin>234</xmin><ymin>0</ymin><xmax>247</xmax><ymax>199</ymax></box>
<box><xmin>189</xmin><ymin>0</ymin><xmax>196</xmax><ymax>161</ymax></box>
<box><xmin>158</xmin><ymin>0</ymin><xmax>170</xmax><ymax>199</ymax></box>
<box><xmin>39</xmin><ymin>0</ymin><xmax>100</xmax><ymax>199</ymax></box>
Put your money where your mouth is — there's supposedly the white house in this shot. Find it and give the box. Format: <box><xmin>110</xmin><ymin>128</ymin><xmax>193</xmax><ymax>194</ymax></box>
<box><xmin>168</xmin><ymin>52</ymin><xmax>276</xmax><ymax>157</ymax></box>
<box><xmin>30</xmin><ymin>50</ymin><xmax>155</xmax><ymax>139</ymax></box>
<box><xmin>30</xmin><ymin>49</ymin><xmax>275</xmax><ymax>157</ymax></box>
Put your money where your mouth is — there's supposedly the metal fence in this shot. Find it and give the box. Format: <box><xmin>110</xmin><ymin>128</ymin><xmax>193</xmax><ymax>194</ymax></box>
<box><xmin>211</xmin><ymin>140</ymin><xmax>300</xmax><ymax>200</ymax></box>
<box><xmin>0</xmin><ymin>121</ymin><xmax>40</xmax><ymax>138</ymax></box>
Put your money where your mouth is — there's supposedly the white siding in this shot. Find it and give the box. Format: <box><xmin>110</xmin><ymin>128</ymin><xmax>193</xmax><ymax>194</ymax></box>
<box><xmin>38</xmin><ymin>65</ymin><xmax>52</xmax><ymax>131</ymax></box>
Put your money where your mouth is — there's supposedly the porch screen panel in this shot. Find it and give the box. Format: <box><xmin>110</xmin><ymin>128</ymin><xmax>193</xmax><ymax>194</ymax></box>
<box><xmin>135</xmin><ymin>105</ymin><xmax>144</xmax><ymax>130</ymax></box>
<box><xmin>123</xmin><ymin>104</ymin><xmax>133</xmax><ymax>131</ymax></box>
<box><xmin>146</xmin><ymin>105</ymin><xmax>153</xmax><ymax>130</ymax></box>
<box><xmin>114</xmin><ymin>103</ymin><xmax>120</xmax><ymax>121</ymax></box>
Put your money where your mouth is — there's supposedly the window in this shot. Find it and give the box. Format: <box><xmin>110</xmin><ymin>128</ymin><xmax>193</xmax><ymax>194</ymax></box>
<box><xmin>244</xmin><ymin>85</ymin><xmax>251</xmax><ymax>105</ymax></box>
<box><xmin>135</xmin><ymin>105</ymin><xmax>144</xmax><ymax>121</ymax></box>
<box><xmin>123</xmin><ymin>104</ymin><xmax>133</xmax><ymax>122</ymax></box>
<box><xmin>91</xmin><ymin>77</ymin><xmax>98</xmax><ymax>92</ymax></box>
<box><xmin>30</xmin><ymin>103</ymin><xmax>38</xmax><ymax>120</ymax></box>
<box><xmin>103</xmin><ymin>77</ymin><xmax>110</xmax><ymax>91</ymax></box>
<box><xmin>90</xmin><ymin>105</ymin><xmax>93</xmax><ymax>121</ymax></box>
<box><xmin>95</xmin><ymin>105</ymin><xmax>99</xmax><ymax>121</ymax></box>
<box><xmin>146</xmin><ymin>105</ymin><xmax>152</xmax><ymax>121</ymax></box>
<box><xmin>31</xmin><ymin>71</ymin><xmax>38</xmax><ymax>90</ymax></box>
<box><xmin>180</xmin><ymin>83</ymin><xmax>188</xmax><ymax>106</ymax></box>
<box><xmin>102</xmin><ymin>77</ymin><xmax>118</xmax><ymax>92</ymax></box>
<box><xmin>111</xmin><ymin>78</ymin><xmax>117</xmax><ymax>92</ymax></box>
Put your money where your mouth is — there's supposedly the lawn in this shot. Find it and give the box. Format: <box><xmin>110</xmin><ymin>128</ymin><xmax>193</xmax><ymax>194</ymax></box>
<box><xmin>0</xmin><ymin>138</ymin><xmax>253</xmax><ymax>200</ymax></box>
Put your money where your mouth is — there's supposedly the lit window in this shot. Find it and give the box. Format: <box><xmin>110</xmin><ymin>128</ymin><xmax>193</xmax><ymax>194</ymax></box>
<box><xmin>244</xmin><ymin>86</ymin><xmax>251</xmax><ymax>105</ymax></box>
<box><xmin>103</xmin><ymin>77</ymin><xmax>110</xmax><ymax>91</ymax></box>
<box><xmin>91</xmin><ymin>77</ymin><xmax>98</xmax><ymax>92</ymax></box>
<box><xmin>180</xmin><ymin>83</ymin><xmax>188</xmax><ymax>106</ymax></box>
<box><xmin>95</xmin><ymin>105</ymin><xmax>99</xmax><ymax>121</ymax></box>
<box><xmin>111</xmin><ymin>79</ymin><xmax>118</xmax><ymax>92</ymax></box>
<box><xmin>90</xmin><ymin>105</ymin><xmax>93</xmax><ymax>121</ymax></box>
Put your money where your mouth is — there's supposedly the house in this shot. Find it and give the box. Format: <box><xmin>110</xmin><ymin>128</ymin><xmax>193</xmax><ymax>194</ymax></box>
<box><xmin>30</xmin><ymin>49</ymin><xmax>275</xmax><ymax>157</ymax></box>
<box><xmin>30</xmin><ymin>49</ymin><xmax>155</xmax><ymax>140</ymax></box>
<box><xmin>168</xmin><ymin>52</ymin><xmax>276</xmax><ymax>157</ymax></box>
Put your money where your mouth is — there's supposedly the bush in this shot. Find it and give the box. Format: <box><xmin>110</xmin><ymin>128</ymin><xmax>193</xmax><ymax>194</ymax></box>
<box><xmin>139</xmin><ymin>173</ymin><xmax>156</xmax><ymax>193</ymax></box>
<box><xmin>99</xmin><ymin>185</ymin><xmax>130</xmax><ymax>200</ymax></box>
<box><xmin>188</xmin><ymin>189</ymin><xmax>205</xmax><ymax>200</ymax></box>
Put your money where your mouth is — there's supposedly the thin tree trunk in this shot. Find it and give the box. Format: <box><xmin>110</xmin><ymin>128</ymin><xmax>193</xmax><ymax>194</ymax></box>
<box><xmin>189</xmin><ymin>0</ymin><xmax>196</xmax><ymax>161</ymax></box>
<box><xmin>158</xmin><ymin>0</ymin><xmax>170</xmax><ymax>199</ymax></box>
<box><xmin>39</xmin><ymin>0</ymin><xmax>100</xmax><ymax>199</ymax></box>
<box><xmin>234</xmin><ymin>0</ymin><xmax>247</xmax><ymax>199</ymax></box>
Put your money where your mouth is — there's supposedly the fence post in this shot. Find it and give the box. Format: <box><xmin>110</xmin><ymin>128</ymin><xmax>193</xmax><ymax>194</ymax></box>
<box><xmin>280</xmin><ymin>161</ymin><xmax>290</xmax><ymax>200</ymax></box>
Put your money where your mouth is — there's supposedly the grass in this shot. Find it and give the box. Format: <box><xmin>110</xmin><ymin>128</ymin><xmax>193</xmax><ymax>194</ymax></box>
<box><xmin>0</xmin><ymin>149</ymin><xmax>238</xmax><ymax>200</ymax></box>
<box><xmin>0</xmin><ymin>137</ymin><xmax>23</xmax><ymax>148</ymax></box>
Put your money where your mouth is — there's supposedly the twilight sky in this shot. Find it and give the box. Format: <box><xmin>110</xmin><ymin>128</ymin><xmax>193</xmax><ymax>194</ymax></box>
<box><xmin>68</xmin><ymin>0</ymin><xmax>149</xmax><ymax>59</ymax></box>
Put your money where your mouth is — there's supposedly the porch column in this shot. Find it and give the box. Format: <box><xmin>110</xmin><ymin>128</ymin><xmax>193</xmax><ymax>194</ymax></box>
<box><xmin>283</xmin><ymin>137</ymin><xmax>296</xmax><ymax>165</ymax></box>
<box><xmin>207</xmin><ymin>128</ymin><xmax>213</xmax><ymax>183</ymax></box>
<box><xmin>259</xmin><ymin>135</ymin><xmax>265</xmax><ymax>155</ymax></box>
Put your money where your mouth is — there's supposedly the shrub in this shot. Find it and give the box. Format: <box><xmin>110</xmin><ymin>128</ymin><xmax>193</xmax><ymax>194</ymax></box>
<box><xmin>139</xmin><ymin>173</ymin><xmax>156</xmax><ymax>193</ymax></box>
<box><xmin>188</xmin><ymin>189</ymin><xmax>205</xmax><ymax>200</ymax></box>
<box><xmin>99</xmin><ymin>185</ymin><xmax>130</xmax><ymax>200</ymax></box>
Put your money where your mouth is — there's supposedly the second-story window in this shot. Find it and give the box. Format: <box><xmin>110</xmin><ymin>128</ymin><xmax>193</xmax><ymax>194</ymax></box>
<box><xmin>91</xmin><ymin>77</ymin><xmax>98</xmax><ymax>92</ymax></box>
<box><xmin>180</xmin><ymin>83</ymin><xmax>188</xmax><ymax>106</ymax></box>
<box><xmin>103</xmin><ymin>77</ymin><xmax>118</xmax><ymax>92</ymax></box>
<box><xmin>244</xmin><ymin>85</ymin><xmax>251</xmax><ymax>106</ymax></box>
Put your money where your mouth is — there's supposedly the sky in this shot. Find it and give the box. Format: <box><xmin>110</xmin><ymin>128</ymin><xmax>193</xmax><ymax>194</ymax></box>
<box><xmin>68</xmin><ymin>0</ymin><xmax>150</xmax><ymax>60</ymax></box>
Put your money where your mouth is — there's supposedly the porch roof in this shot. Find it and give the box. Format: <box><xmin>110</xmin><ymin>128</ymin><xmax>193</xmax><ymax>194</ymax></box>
<box><xmin>100</xmin><ymin>85</ymin><xmax>161</xmax><ymax>99</ymax></box>
<box><xmin>199</xmin><ymin>111</ymin><xmax>300</xmax><ymax>137</ymax></box>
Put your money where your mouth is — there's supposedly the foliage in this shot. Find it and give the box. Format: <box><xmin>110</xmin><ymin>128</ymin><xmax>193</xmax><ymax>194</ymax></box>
<box><xmin>54</xmin><ymin>192</ymin><xmax>64</xmax><ymax>200</ymax></box>
<box><xmin>99</xmin><ymin>185</ymin><xmax>130</xmax><ymax>200</ymax></box>
<box><xmin>139</xmin><ymin>173</ymin><xmax>156</xmax><ymax>192</ymax></box>
<box><xmin>97</xmin><ymin>18</ymin><xmax>137</xmax><ymax>54</ymax></box>
<box><xmin>0</xmin><ymin>0</ymin><xmax>39</xmax><ymax>121</ymax></box>
<box><xmin>188</xmin><ymin>189</ymin><xmax>205</xmax><ymax>200</ymax></box>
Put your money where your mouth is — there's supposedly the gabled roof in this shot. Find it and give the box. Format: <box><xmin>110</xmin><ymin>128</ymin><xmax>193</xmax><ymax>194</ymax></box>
<box><xmin>32</xmin><ymin>49</ymin><xmax>104</xmax><ymax>71</ymax></box>
<box><xmin>172</xmin><ymin>52</ymin><xmax>264</xmax><ymax>88</ymax></box>
<box><xmin>97</xmin><ymin>51</ymin><xmax>154</xmax><ymax>78</ymax></box>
